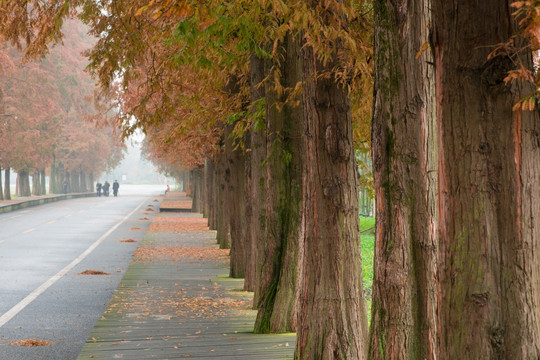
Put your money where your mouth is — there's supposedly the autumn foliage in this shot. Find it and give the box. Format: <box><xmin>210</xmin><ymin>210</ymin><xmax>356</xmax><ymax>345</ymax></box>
<box><xmin>0</xmin><ymin>18</ymin><xmax>123</xmax><ymax>195</ymax></box>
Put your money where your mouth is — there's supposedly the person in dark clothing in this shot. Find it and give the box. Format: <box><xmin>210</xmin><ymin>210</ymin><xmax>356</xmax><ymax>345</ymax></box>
<box><xmin>96</xmin><ymin>182</ymin><xmax>102</xmax><ymax>197</ymax></box>
<box><xmin>62</xmin><ymin>179</ymin><xmax>69</xmax><ymax>194</ymax></box>
<box><xmin>112</xmin><ymin>180</ymin><xmax>119</xmax><ymax>197</ymax></box>
<box><xmin>103</xmin><ymin>181</ymin><xmax>110</xmax><ymax>196</ymax></box>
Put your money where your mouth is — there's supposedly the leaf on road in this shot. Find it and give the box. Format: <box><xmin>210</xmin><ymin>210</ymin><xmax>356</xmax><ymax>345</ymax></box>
<box><xmin>8</xmin><ymin>339</ymin><xmax>53</xmax><ymax>347</ymax></box>
<box><xmin>78</xmin><ymin>270</ymin><xmax>111</xmax><ymax>275</ymax></box>
<box><xmin>120</xmin><ymin>239</ymin><xmax>137</xmax><ymax>243</ymax></box>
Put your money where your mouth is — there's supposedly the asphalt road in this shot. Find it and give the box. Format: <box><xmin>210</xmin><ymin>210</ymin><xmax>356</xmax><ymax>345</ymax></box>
<box><xmin>0</xmin><ymin>185</ymin><xmax>165</xmax><ymax>360</ymax></box>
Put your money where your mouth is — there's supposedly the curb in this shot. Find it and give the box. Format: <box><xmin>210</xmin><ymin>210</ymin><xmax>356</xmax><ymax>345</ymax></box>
<box><xmin>0</xmin><ymin>193</ymin><xmax>97</xmax><ymax>214</ymax></box>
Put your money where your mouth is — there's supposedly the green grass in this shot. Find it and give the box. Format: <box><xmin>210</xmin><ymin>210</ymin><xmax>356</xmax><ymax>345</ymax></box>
<box><xmin>360</xmin><ymin>216</ymin><xmax>375</xmax><ymax>321</ymax></box>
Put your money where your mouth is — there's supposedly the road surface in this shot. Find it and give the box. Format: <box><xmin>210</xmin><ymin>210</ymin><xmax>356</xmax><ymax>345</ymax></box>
<box><xmin>0</xmin><ymin>185</ymin><xmax>164</xmax><ymax>360</ymax></box>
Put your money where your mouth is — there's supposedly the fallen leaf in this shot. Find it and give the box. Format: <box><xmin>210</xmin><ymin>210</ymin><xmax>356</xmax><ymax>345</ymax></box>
<box><xmin>78</xmin><ymin>270</ymin><xmax>110</xmax><ymax>275</ymax></box>
<box><xmin>8</xmin><ymin>339</ymin><xmax>53</xmax><ymax>347</ymax></box>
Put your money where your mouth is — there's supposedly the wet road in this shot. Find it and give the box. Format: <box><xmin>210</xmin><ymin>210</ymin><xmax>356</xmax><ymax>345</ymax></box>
<box><xmin>0</xmin><ymin>185</ymin><xmax>164</xmax><ymax>360</ymax></box>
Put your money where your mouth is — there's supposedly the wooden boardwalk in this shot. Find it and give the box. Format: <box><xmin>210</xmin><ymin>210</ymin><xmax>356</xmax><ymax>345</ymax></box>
<box><xmin>77</xmin><ymin>192</ymin><xmax>295</xmax><ymax>359</ymax></box>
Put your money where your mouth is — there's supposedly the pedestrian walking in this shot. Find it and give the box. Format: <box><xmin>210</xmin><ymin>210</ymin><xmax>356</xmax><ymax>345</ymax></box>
<box><xmin>113</xmin><ymin>180</ymin><xmax>120</xmax><ymax>197</ymax></box>
<box><xmin>103</xmin><ymin>181</ymin><xmax>110</xmax><ymax>197</ymax></box>
<box><xmin>96</xmin><ymin>182</ymin><xmax>102</xmax><ymax>197</ymax></box>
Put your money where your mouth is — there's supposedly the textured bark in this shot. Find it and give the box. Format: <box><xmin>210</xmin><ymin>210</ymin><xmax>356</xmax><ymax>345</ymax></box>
<box><xmin>88</xmin><ymin>173</ymin><xmax>94</xmax><ymax>192</ymax></box>
<box><xmin>191</xmin><ymin>167</ymin><xmax>204</xmax><ymax>213</ymax></box>
<box><xmin>227</xmin><ymin>128</ymin><xmax>247</xmax><ymax>279</ymax></box>
<box><xmin>4</xmin><ymin>167</ymin><xmax>10</xmax><ymax>200</ymax></box>
<box><xmin>17</xmin><ymin>170</ymin><xmax>31</xmax><ymax>196</ymax></box>
<box><xmin>216</xmin><ymin>145</ymin><xmax>231</xmax><ymax>249</ymax></box>
<box><xmin>32</xmin><ymin>169</ymin><xmax>41</xmax><ymax>196</ymax></box>
<box><xmin>432</xmin><ymin>1</ymin><xmax>540</xmax><ymax>358</ymax></box>
<box><xmin>49</xmin><ymin>161</ymin><xmax>56</xmax><ymax>194</ymax></box>
<box><xmin>254</xmin><ymin>34</ymin><xmax>302</xmax><ymax>334</ymax></box>
<box><xmin>203</xmin><ymin>159</ymin><xmax>211</xmax><ymax>218</ymax></box>
<box><xmin>40</xmin><ymin>169</ymin><xmax>46</xmax><ymax>194</ymax></box>
<box><xmin>242</xmin><ymin>129</ymin><xmax>255</xmax><ymax>292</ymax></box>
<box><xmin>295</xmin><ymin>44</ymin><xmax>368</xmax><ymax>359</ymax></box>
<box><xmin>370</xmin><ymin>1</ymin><xmax>438</xmax><ymax>359</ymax></box>
<box><xmin>70</xmin><ymin>171</ymin><xmax>79</xmax><ymax>193</ymax></box>
<box><xmin>80</xmin><ymin>169</ymin><xmax>87</xmax><ymax>192</ymax></box>
<box><xmin>248</xmin><ymin>55</ymin><xmax>267</xmax><ymax>298</ymax></box>
<box><xmin>0</xmin><ymin>168</ymin><xmax>3</xmax><ymax>200</ymax></box>
<box><xmin>205</xmin><ymin>159</ymin><xmax>217</xmax><ymax>229</ymax></box>
<box><xmin>182</xmin><ymin>171</ymin><xmax>187</xmax><ymax>193</ymax></box>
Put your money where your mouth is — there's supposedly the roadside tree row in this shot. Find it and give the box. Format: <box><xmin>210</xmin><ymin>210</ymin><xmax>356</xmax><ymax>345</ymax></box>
<box><xmin>3</xmin><ymin>0</ymin><xmax>540</xmax><ymax>359</ymax></box>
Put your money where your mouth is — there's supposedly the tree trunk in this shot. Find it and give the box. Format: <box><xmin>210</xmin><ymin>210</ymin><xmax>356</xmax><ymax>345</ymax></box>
<box><xmin>203</xmin><ymin>160</ymin><xmax>210</xmax><ymax>218</ymax></box>
<box><xmin>17</xmin><ymin>170</ymin><xmax>31</xmax><ymax>197</ymax></box>
<box><xmin>50</xmin><ymin>160</ymin><xmax>56</xmax><ymax>194</ymax></box>
<box><xmin>191</xmin><ymin>167</ymin><xmax>204</xmax><ymax>213</ymax></box>
<box><xmin>89</xmin><ymin>173</ymin><xmax>95</xmax><ymax>192</ymax></box>
<box><xmin>254</xmin><ymin>34</ymin><xmax>303</xmax><ymax>334</ymax></box>
<box><xmin>205</xmin><ymin>159</ymin><xmax>217</xmax><ymax>229</ymax></box>
<box><xmin>294</xmin><ymin>43</ymin><xmax>368</xmax><ymax>360</ymax></box>
<box><xmin>0</xmin><ymin>168</ymin><xmax>4</xmax><ymax>201</ymax></box>
<box><xmin>71</xmin><ymin>171</ymin><xmax>80</xmax><ymax>193</ymax></box>
<box><xmin>370</xmin><ymin>0</ymin><xmax>438</xmax><ymax>358</ymax></box>
<box><xmin>432</xmin><ymin>1</ymin><xmax>540</xmax><ymax>358</ymax></box>
<box><xmin>4</xmin><ymin>167</ymin><xmax>11</xmax><ymax>200</ymax></box>
<box><xmin>80</xmin><ymin>169</ymin><xmax>87</xmax><ymax>192</ymax></box>
<box><xmin>244</xmin><ymin>54</ymin><xmax>266</xmax><ymax>294</ymax></box>
<box><xmin>32</xmin><ymin>169</ymin><xmax>41</xmax><ymax>196</ymax></box>
<box><xmin>40</xmin><ymin>169</ymin><xmax>46</xmax><ymax>195</ymax></box>
<box><xmin>182</xmin><ymin>170</ymin><xmax>188</xmax><ymax>193</ymax></box>
<box><xmin>216</xmin><ymin>146</ymin><xmax>231</xmax><ymax>249</ymax></box>
<box><xmin>227</xmin><ymin>125</ymin><xmax>247</xmax><ymax>279</ymax></box>
<box><xmin>53</xmin><ymin>162</ymin><xmax>65</xmax><ymax>194</ymax></box>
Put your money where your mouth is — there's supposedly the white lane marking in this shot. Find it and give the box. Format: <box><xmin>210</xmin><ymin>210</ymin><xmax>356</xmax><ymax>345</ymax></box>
<box><xmin>22</xmin><ymin>228</ymin><xmax>35</xmax><ymax>234</ymax></box>
<box><xmin>0</xmin><ymin>199</ymin><xmax>147</xmax><ymax>328</ymax></box>
<box><xmin>47</xmin><ymin>220</ymin><xmax>57</xmax><ymax>224</ymax></box>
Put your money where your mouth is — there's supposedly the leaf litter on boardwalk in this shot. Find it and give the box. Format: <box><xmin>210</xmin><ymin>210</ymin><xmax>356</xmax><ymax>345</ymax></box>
<box><xmin>106</xmin><ymin>284</ymin><xmax>251</xmax><ymax>320</ymax></box>
<box><xmin>149</xmin><ymin>217</ymin><xmax>209</xmax><ymax>233</ymax></box>
<box><xmin>133</xmin><ymin>245</ymin><xmax>229</xmax><ymax>264</ymax></box>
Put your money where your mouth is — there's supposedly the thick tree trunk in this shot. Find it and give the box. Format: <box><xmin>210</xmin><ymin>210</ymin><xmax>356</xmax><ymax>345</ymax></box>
<box><xmin>370</xmin><ymin>1</ymin><xmax>438</xmax><ymax>358</ymax></box>
<box><xmin>0</xmin><ymin>168</ymin><xmax>3</xmax><ymax>201</ymax></box>
<box><xmin>40</xmin><ymin>169</ymin><xmax>46</xmax><ymax>195</ymax></box>
<box><xmin>203</xmin><ymin>160</ymin><xmax>211</xmax><ymax>218</ymax></box>
<box><xmin>228</xmin><ymin>126</ymin><xmax>247</xmax><ymax>279</ymax></box>
<box><xmin>254</xmin><ymin>34</ymin><xmax>302</xmax><ymax>334</ymax></box>
<box><xmin>205</xmin><ymin>159</ymin><xmax>217</xmax><ymax>229</ymax></box>
<box><xmin>244</xmin><ymin>54</ymin><xmax>266</xmax><ymax>294</ymax></box>
<box><xmin>89</xmin><ymin>173</ymin><xmax>94</xmax><ymax>192</ymax></box>
<box><xmin>32</xmin><ymin>169</ymin><xmax>41</xmax><ymax>196</ymax></box>
<box><xmin>50</xmin><ymin>161</ymin><xmax>56</xmax><ymax>194</ymax></box>
<box><xmin>53</xmin><ymin>163</ymin><xmax>65</xmax><ymax>194</ymax></box>
<box><xmin>4</xmin><ymin>167</ymin><xmax>11</xmax><ymax>200</ymax></box>
<box><xmin>432</xmin><ymin>1</ymin><xmax>540</xmax><ymax>358</ymax></box>
<box><xmin>80</xmin><ymin>169</ymin><xmax>87</xmax><ymax>192</ymax></box>
<box><xmin>294</xmin><ymin>43</ymin><xmax>368</xmax><ymax>359</ymax></box>
<box><xmin>216</xmin><ymin>147</ymin><xmax>231</xmax><ymax>249</ymax></box>
<box><xmin>191</xmin><ymin>167</ymin><xmax>204</xmax><ymax>213</ymax></box>
<box><xmin>17</xmin><ymin>170</ymin><xmax>31</xmax><ymax>197</ymax></box>
<box><xmin>71</xmin><ymin>171</ymin><xmax>80</xmax><ymax>193</ymax></box>
<box><xmin>182</xmin><ymin>171</ymin><xmax>188</xmax><ymax>193</ymax></box>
